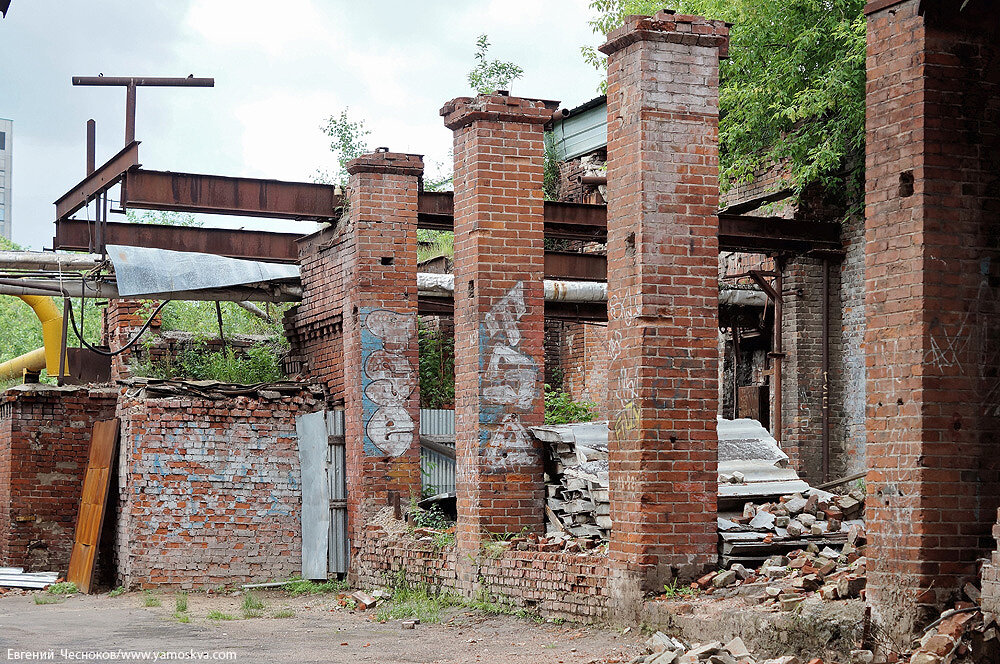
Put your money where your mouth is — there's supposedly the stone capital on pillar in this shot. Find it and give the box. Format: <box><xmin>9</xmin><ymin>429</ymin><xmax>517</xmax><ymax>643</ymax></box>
<box><xmin>341</xmin><ymin>149</ymin><xmax>423</xmax><ymax>557</ymax></box>
<box><xmin>443</xmin><ymin>94</ymin><xmax>551</xmax><ymax>558</ymax></box>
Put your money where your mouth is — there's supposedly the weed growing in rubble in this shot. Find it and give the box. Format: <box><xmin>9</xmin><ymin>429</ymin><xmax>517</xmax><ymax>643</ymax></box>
<box><xmin>108</xmin><ymin>587</ymin><xmax>126</xmax><ymax>597</ymax></box>
<box><xmin>410</xmin><ymin>501</ymin><xmax>453</xmax><ymax>531</ymax></box>
<box><xmin>173</xmin><ymin>612</ymin><xmax>190</xmax><ymax>624</ymax></box>
<box><xmin>46</xmin><ymin>582</ymin><xmax>78</xmax><ymax>595</ymax></box>
<box><xmin>272</xmin><ymin>608</ymin><xmax>296</xmax><ymax>619</ymax></box>
<box><xmin>142</xmin><ymin>590</ymin><xmax>161</xmax><ymax>607</ymax></box>
<box><xmin>544</xmin><ymin>385</ymin><xmax>598</xmax><ymax>425</ymax></box>
<box><xmin>207</xmin><ymin>610</ymin><xmax>236</xmax><ymax>621</ymax></box>
<box><xmin>432</xmin><ymin>531</ymin><xmax>456</xmax><ymax>549</ymax></box>
<box><xmin>34</xmin><ymin>594</ymin><xmax>64</xmax><ymax>605</ymax></box>
<box><xmin>281</xmin><ymin>578</ymin><xmax>350</xmax><ymax>597</ymax></box>
<box><xmin>241</xmin><ymin>592</ymin><xmax>266</xmax><ymax>619</ymax></box>
<box><xmin>467</xmin><ymin>34</ymin><xmax>523</xmax><ymax>95</ymax></box>
<box><xmin>661</xmin><ymin>580</ymin><xmax>698</xmax><ymax>600</ymax></box>
<box><xmin>175</xmin><ymin>592</ymin><xmax>188</xmax><ymax>613</ymax></box>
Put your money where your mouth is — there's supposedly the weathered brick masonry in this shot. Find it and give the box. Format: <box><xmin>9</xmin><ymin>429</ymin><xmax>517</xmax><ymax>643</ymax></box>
<box><xmin>442</xmin><ymin>94</ymin><xmax>550</xmax><ymax>551</ymax></box>
<box><xmin>355</xmin><ymin>526</ymin><xmax>609</xmax><ymax>622</ymax></box>
<box><xmin>865</xmin><ymin>0</ymin><xmax>1000</xmax><ymax>636</ymax></box>
<box><xmin>0</xmin><ymin>385</ymin><xmax>117</xmax><ymax>572</ymax></box>
<box><xmin>600</xmin><ymin>12</ymin><xmax>728</xmax><ymax>607</ymax></box>
<box><xmin>982</xmin><ymin>508</ymin><xmax>1000</xmax><ymax>613</ymax></box>
<box><xmin>116</xmin><ymin>391</ymin><xmax>314</xmax><ymax>589</ymax></box>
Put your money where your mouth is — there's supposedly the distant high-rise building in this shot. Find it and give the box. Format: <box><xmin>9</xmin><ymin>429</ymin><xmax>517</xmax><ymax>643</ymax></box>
<box><xmin>0</xmin><ymin>118</ymin><xmax>10</xmax><ymax>241</ymax></box>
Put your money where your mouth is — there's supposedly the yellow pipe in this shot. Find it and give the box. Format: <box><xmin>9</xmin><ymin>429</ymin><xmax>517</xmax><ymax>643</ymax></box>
<box><xmin>0</xmin><ymin>296</ymin><xmax>65</xmax><ymax>382</ymax></box>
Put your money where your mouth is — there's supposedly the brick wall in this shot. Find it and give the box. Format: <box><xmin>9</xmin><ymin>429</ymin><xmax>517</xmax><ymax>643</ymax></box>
<box><xmin>600</xmin><ymin>12</ymin><xmax>728</xmax><ymax>604</ymax></box>
<box><xmin>0</xmin><ymin>385</ymin><xmax>118</xmax><ymax>572</ymax></box>
<box><xmin>355</xmin><ymin>525</ymin><xmax>609</xmax><ymax>622</ymax></box>
<box><xmin>116</xmin><ymin>391</ymin><xmax>314</xmax><ymax>589</ymax></box>
<box><xmin>982</xmin><ymin>508</ymin><xmax>1000</xmax><ymax>614</ymax></box>
<box><xmin>865</xmin><ymin>0</ymin><xmax>1000</xmax><ymax>636</ymax></box>
<box><xmin>104</xmin><ymin>299</ymin><xmax>162</xmax><ymax>382</ymax></box>
<box><xmin>837</xmin><ymin>212</ymin><xmax>866</xmax><ymax>475</ymax></box>
<box><xmin>557</xmin><ymin>321</ymin><xmax>609</xmax><ymax>418</ymax></box>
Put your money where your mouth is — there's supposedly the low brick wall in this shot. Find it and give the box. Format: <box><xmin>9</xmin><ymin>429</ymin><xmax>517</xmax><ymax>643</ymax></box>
<box><xmin>0</xmin><ymin>385</ymin><xmax>118</xmax><ymax>573</ymax></box>
<box><xmin>116</xmin><ymin>389</ymin><xmax>317</xmax><ymax>589</ymax></box>
<box><xmin>354</xmin><ymin>524</ymin><xmax>609</xmax><ymax>623</ymax></box>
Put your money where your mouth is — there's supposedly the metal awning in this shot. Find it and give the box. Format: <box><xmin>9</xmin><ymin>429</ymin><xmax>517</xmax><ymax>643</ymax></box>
<box><xmin>107</xmin><ymin>244</ymin><xmax>300</xmax><ymax>298</ymax></box>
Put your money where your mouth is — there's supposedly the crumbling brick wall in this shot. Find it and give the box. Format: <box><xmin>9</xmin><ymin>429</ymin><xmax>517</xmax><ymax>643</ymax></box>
<box><xmin>0</xmin><ymin>385</ymin><xmax>118</xmax><ymax>572</ymax></box>
<box><xmin>557</xmin><ymin>321</ymin><xmax>609</xmax><ymax>419</ymax></box>
<box><xmin>284</xmin><ymin>225</ymin><xmax>349</xmax><ymax>403</ymax></box>
<box><xmin>982</xmin><ymin>508</ymin><xmax>1000</xmax><ymax>614</ymax></box>
<box><xmin>355</xmin><ymin>525</ymin><xmax>609</xmax><ymax>622</ymax></box>
<box><xmin>836</xmin><ymin>212</ymin><xmax>866</xmax><ymax>476</ymax></box>
<box><xmin>116</xmin><ymin>390</ymin><xmax>315</xmax><ymax>589</ymax></box>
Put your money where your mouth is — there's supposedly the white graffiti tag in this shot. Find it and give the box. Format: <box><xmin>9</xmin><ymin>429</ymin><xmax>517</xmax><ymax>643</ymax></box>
<box><xmin>362</xmin><ymin>309</ymin><xmax>416</xmax><ymax>457</ymax></box>
<box><xmin>481</xmin><ymin>282</ymin><xmax>537</xmax><ymax>469</ymax></box>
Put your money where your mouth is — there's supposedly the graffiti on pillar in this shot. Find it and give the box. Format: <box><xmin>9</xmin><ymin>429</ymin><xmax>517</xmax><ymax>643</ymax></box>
<box><xmin>608</xmin><ymin>283</ymin><xmax>642</xmax><ymax>439</ymax></box>
<box><xmin>360</xmin><ymin>308</ymin><xmax>417</xmax><ymax>456</ymax></box>
<box><xmin>479</xmin><ymin>282</ymin><xmax>537</xmax><ymax>469</ymax></box>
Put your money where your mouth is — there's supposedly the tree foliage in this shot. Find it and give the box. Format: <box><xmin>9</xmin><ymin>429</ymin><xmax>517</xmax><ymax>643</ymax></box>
<box><xmin>468</xmin><ymin>34</ymin><xmax>524</xmax><ymax>95</ymax></box>
<box><xmin>583</xmin><ymin>0</ymin><xmax>866</xmax><ymax>203</ymax></box>
<box><xmin>317</xmin><ymin>108</ymin><xmax>372</xmax><ymax>187</ymax></box>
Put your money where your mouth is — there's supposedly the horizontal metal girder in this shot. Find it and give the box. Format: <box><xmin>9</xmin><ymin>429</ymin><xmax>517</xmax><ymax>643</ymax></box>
<box><xmin>54</xmin><ymin>142</ymin><xmax>140</xmax><ymax>220</ymax></box>
<box><xmin>544</xmin><ymin>251</ymin><xmax>606</xmax><ymax>281</ymax></box>
<box><xmin>54</xmin><ymin>219</ymin><xmax>302</xmax><ymax>263</ymax></box>
<box><xmin>718</xmin><ymin>213</ymin><xmax>842</xmax><ymax>254</ymax></box>
<box><xmin>72</xmin><ymin>76</ymin><xmax>215</xmax><ymax>87</ymax></box>
<box><xmin>123</xmin><ymin>169</ymin><xmax>343</xmax><ymax>221</ymax></box>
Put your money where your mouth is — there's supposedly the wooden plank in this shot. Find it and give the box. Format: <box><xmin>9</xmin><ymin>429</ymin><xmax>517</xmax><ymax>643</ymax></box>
<box><xmin>296</xmin><ymin>411</ymin><xmax>330</xmax><ymax>581</ymax></box>
<box><xmin>67</xmin><ymin>419</ymin><xmax>119</xmax><ymax>594</ymax></box>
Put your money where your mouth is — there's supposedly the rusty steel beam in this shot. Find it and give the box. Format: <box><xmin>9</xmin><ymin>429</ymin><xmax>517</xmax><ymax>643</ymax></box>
<box><xmin>718</xmin><ymin>213</ymin><xmax>842</xmax><ymax>254</ymax></box>
<box><xmin>72</xmin><ymin>76</ymin><xmax>215</xmax><ymax>87</ymax></box>
<box><xmin>54</xmin><ymin>141</ymin><xmax>140</xmax><ymax>220</ymax></box>
<box><xmin>123</xmin><ymin>169</ymin><xmax>343</xmax><ymax>220</ymax></box>
<box><xmin>544</xmin><ymin>251</ymin><xmax>606</xmax><ymax>281</ymax></box>
<box><xmin>54</xmin><ymin>219</ymin><xmax>301</xmax><ymax>263</ymax></box>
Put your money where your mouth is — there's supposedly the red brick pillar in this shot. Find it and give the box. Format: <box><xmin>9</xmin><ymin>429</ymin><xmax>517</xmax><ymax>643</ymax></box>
<box><xmin>105</xmin><ymin>299</ymin><xmax>161</xmax><ymax>381</ymax></box>
<box><xmin>600</xmin><ymin>12</ymin><xmax>729</xmax><ymax>606</ymax></box>
<box><xmin>341</xmin><ymin>151</ymin><xmax>423</xmax><ymax>552</ymax></box>
<box><xmin>441</xmin><ymin>94</ymin><xmax>550</xmax><ymax>555</ymax></box>
<box><xmin>865</xmin><ymin>0</ymin><xmax>1000</xmax><ymax>638</ymax></box>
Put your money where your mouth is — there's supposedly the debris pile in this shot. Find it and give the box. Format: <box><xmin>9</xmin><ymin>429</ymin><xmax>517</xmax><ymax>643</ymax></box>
<box><xmin>631</xmin><ymin>633</ymin><xmax>822</xmax><ymax>664</ymax></box>
<box><xmin>533</xmin><ymin>423</ymin><xmax>611</xmax><ymax>540</ymax></box>
<box><xmin>719</xmin><ymin>488</ymin><xmax>866</xmax><ymax>568</ymax></box>
<box><xmin>891</xmin><ymin>603</ymin><xmax>999</xmax><ymax>664</ymax></box>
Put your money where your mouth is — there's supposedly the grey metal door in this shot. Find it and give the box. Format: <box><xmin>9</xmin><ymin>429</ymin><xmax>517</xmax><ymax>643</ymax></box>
<box><xmin>296</xmin><ymin>410</ymin><xmax>349</xmax><ymax>579</ymax></box>
<box><xmin>327</xmin><ymin>410</ymin><xmax>348</xmax><ymax>575</ymax></box>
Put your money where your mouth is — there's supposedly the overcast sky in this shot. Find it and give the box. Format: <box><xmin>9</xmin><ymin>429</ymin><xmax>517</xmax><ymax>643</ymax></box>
<box><xmin>0</xmin><ymin>0</ymin><xmax>603</xmax><ymax>249</ymax></box>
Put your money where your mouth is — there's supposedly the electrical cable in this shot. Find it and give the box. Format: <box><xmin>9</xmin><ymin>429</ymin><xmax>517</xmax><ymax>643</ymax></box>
<box><xmin>66</xmin><ymin>279</ymin><xmax>169</xmax><ymax>357</ymax></box>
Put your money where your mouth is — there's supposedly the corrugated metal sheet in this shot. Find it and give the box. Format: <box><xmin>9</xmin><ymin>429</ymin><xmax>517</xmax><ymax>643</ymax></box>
<box><xmin>420</xmin><ymin>409</ymin><xmax>455</xmax><ymax>495</ymax></box>
<box><xmin>551</xmin><ymin>102</ymin><xmax>608</xmax><ymax>160</ymax></box>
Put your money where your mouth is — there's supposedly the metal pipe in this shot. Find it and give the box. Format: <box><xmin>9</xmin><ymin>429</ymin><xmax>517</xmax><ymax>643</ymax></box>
<box><xmin>416</xmin><ymin>272</ymin><xmax>608</xmax><ymax>303</ymax></box>
<box><xmin>72</xmin><ymin>76</ymin><xmax>215</xmax><ymax>87</ymax></box>
<box><xmin>732</xmin><ymin>325</ymin><xmax>740</xmax><ymax>420</ymax></box>
<box><xmin>0</xmin><ymin>251</ymin><xmax>104</xmax><ymax>271</ymax></box>
<box><xmin>0</xmin><ymin>348</ymin><xmax>47</xmax><ymax>383</ymax></box>
<box><xmin>773</xmin><ymin>261</ymin><xmax>783</xmax><ymax>443</ymax></box>
<box><xmin>579</xmin><ymin>175</ymin><xmax>607</xmax><ymax>186</ymax></box>
<box><xmin>86</xmin><ymin>120</ymin><xmax>96</xmax><ymax>175</ymax></box>
<box><xmin>821</xmin><ymin>257</ymin><xmax>831</xmax><ymax>483</ymax></box>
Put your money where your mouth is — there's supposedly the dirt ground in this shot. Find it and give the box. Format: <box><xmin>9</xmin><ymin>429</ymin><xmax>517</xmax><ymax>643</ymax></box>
<box><xmin>0</xmin><ymin>589</ymin><xmax>645</xmax><ymax>663</ymax></box>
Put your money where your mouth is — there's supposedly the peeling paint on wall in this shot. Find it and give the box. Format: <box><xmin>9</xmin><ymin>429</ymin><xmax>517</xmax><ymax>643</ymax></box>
<box><xmin>360</xmin><ymin>308</ymin><xmax>417</xmax><ymax>457</ymax></box>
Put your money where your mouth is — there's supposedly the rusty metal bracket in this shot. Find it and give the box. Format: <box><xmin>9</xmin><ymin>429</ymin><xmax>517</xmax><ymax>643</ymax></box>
<box><xmin>54</xmin><ymin>141</ymin><xmax>139</xmax><ymax>220</ymax></box>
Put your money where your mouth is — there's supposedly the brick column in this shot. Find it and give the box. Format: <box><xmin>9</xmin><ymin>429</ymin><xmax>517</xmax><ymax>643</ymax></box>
<box><xmin>105</xmin><ymin>299</ymin><xmax>161</xmax><ymax>381</ymax></box>
<box><xmin>441</xmin><ymin>94</ymin><xmax>550</xmax><ymax>554</ymax></box>
<box><xmin>341</xmin><ymin>151</ymin><xmax>423</xmax><ymax>552</ymax></box>
<box><xmin>865</xmin><ymin>1</ymin><xmax>1000</xmax><ymax>638</ymax></box>
<box><xmin>599</xmin><ymin>12</ymin><xmax>729</xmax><ymax>607</ymax></box>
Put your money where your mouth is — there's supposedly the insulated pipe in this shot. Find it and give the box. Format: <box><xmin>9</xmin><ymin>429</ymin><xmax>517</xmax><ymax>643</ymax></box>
<box><xmin>416</xmin><ymin>272</ymin><xmax>608</xmax><ymax>303</ymax></box>
<box><xmin>0</xmin><ymin>295</ymin><xmax>64</xmax><ymax>381</ymax></box>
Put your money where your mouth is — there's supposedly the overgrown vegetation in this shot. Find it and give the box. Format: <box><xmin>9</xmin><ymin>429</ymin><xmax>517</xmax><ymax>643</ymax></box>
<box><xmin>543</xmin><ymin>133</ymin><xmax>562</xmax><ymax>201</ymax></box>
<box><xmin>410</xmin><ymin>500</ymin><xmax>453</xmax><ymax>531</ymax></box>
<box><xmin>281</xmin><ymin>577</ymin><xmax>351</xmax><ymax>597</ymax></box>
<box><xmin>45</xmin><ymin>581</ymin><xmax>78</xmax><ymax>595</ymax></box>
<box><xmin>374</xmin><ymin>571</ymin><xmax>533</xmax><ymax>624</ymax></box>
<box><xmin>544</xmin><ymin>384</ymin><xmax>598</xmax><ymax>425</ymax></box>
<box><xmin>142</xmin><ymin>590</ymin><xmax>161</xmax><ymax>607</ymax></box>
<box><xmin>108</xmin><ymin>586</ymin><xmax>126</xmax><ymax>597</ymax></box>
<box><xmin>662</xmin><ymin>579</ymin><xmax>698</xmax><ymax>599</ymax></box>
<box><xmin>207</xmin><ymin>610</ymin><xmax>236</xmax><ymax>621</ymax></box>
<box><xmin>582</xmin><ymin>0</ymin><xmax>866</xmax><ymax>206</ymax></box>
<box><xmin>132</xmin><ymin>342</ymin><xmax>286</xmax><ymax>384</ymax></box>
<box><xmin>418</xmin><ymin>320</ymin><xmax>455</xmax><ymax>409</ymax></box>
<box><xmin>240</xmin><ymin>591</ymin><xmax>266</xmax><ymax>618</ymax></box>
<box><xmin>467</xmin><ymin>34</ymin><xmax>524</xmax><ymax>95</ymax></box>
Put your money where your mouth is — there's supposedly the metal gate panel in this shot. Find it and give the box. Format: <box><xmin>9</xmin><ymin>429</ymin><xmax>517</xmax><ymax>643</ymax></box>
<box><xmin>296</xmin><ymin>411</ymin><xmax>329</xmax><ymax>580</ymax></box>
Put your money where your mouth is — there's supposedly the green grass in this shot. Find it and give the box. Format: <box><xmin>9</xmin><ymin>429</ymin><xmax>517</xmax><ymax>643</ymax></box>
<box><xmin>34</xmin><ymin>594</ymin><xmax>64</xmax><ymax>605</ymax></box>
<box><xmin>281</xmin><ymin>578</ymin><xmax>350</xmax><ymax>597</ymax></box>
<box><xmin>375</xmin><ymin>582</ymin><xmax>462</xmax><ymax>624</ymax></box>
<box><xmin>272</xmin><ymin>608</ymin><xmax>296</xmax><ymax>619</ymax></box>
<box><xmin>108</xmin><ymin>586</ymin><xmax>126</xmax><ymax>597</ymax></box>
<box><xmin>241</xmin><ymin>592</ymin><xmax>266</xmax><ymax>619</ymax></box>
<box><xmin>142</xmin><ymin>590</ymin><xmax>161</xmax><ymax>607</ymax></box>
<box><xmin>173</xmin><ymin>611</ymin><xmax>190</xmax><ymax>624</ymax></box>
<box><xmin>175</xmin><ymin>592</ymin><xmax>188</xmax><ymax>613</ymax></box>
<box><xmin>207</xmin><ymin>610</ymin><xmax>236</xmax><ymax>621</ymax></box>
<box><xmin>662</xmin><ymin>580</ymin><xmax>698</xmax><ymax>599</ymax></box>
<box><xmin>46</xmin><ymin>582</ymin><xmax>79</xmax><ymax>595</ymax></box>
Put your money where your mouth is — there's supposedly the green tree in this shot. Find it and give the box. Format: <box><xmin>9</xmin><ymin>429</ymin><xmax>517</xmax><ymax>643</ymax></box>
<box><xmin>317</xmin><ymin>108</ymin><xmax>371</xmax><ymax>187</ymax></box>
<box><xmin>582</xmin><ymin>0</ymin><xmax>866</xmax><ymax>204</ymax></box>
<box><xmin>468</xmin><ymin>34</ymin><xmax>524</xmax><ymax>95</ymax></box>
